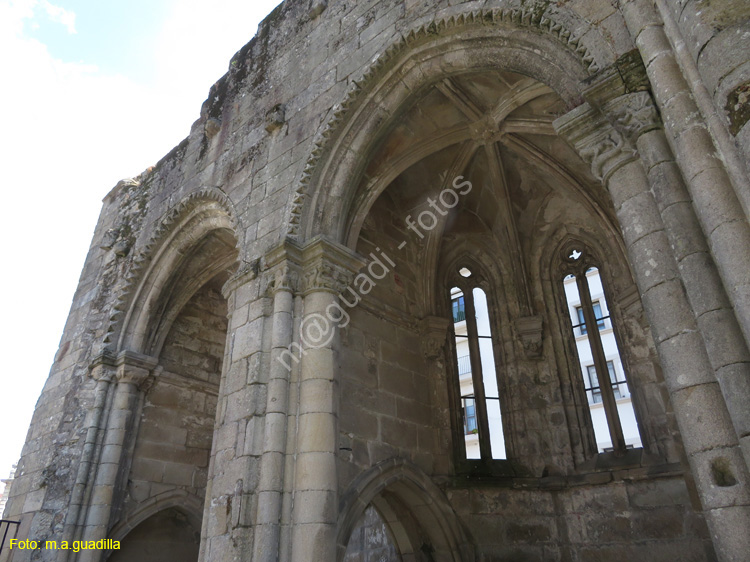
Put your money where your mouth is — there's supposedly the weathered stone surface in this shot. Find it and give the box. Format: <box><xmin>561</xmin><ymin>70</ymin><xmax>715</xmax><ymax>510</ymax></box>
<box><xmin>7</xmin><ymin>1</ymin><xmax>750</xmax><ymax>561</ymax></box>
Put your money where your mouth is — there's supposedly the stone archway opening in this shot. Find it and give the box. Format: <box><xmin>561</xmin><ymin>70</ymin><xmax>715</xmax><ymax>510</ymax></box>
<box><xmin>109</xmin><ymin>223</ymin><xmax>239</xmax><ymax>558</ymax></box>
<box><xmin>343</xmin><ymin>504</ymin><xmax>402</xmax><ymax>562</ymax></box>
<box><xmin>328</xmin><ymin>57</ymin><xmax>680</xmax><ymax>558</ymax></box>
<box><xmin>338</xmin><ymin>461</ymin><xmax>471</xmax><ymax>562</ymax></box>
<box><xmin>108</xmin><ymin>507</ymin><xmax>200</xmax><ymax>562</ymax></box>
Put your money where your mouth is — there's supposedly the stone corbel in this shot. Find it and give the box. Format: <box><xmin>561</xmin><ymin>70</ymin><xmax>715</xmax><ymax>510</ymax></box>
<box><xmin>265</xmin><ymin>104</ymin><xmax>286</xmax><ymax>133</ymax></box>
<box><xmin>308</xmin><ymin>0</ymin><xmax>327</xmax><ymax>19</ymax></box>
<box><xmin>515</xmin><ymin>315</ymin><xmax>544</xmax><ymax>360</ymax></box>
<box><xmin>553</xmin><ymin>103</ymin><xmax>637</xmax><ymax>182</ymax></box>
<box><xmin>420</xmin><ymin>316</ymin><xmax>450</xmax><ymax>360</ymax></box>
<box><xmin>222</xmin><ymin>258</ymin><xmax>260</xmax><ymax>299</ymax></box>
<box><xmin>116</xmin><ymin>350</ymin><xmax>158</xmax><ymax>390</ymax></box>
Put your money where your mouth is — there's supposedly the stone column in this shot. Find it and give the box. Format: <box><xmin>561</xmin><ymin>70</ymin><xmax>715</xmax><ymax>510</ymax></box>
<box><xmin>80</xmin><ymin>351</ymin><xmax>156</xmax><ymax>561</ymax></box>
<box><xmin>619</xmin><ymin>0</ymin><xmax>750</xmax><ymax>347</ymax></box>
<box><xmin>289</xmin><ymin>237</ymin><xmax>364</xmax><ymax>562</ymax></box>
<box><xmin>602</xmin><ymin>91</ymin><xmax>750</xmax><ymax>469</ymax></box>
<box><xmin>252</xmin><ymin>242</ymin><xmax>300</xmax><ymax>562</ymax></box>
<box><xmin>199</xmin><ymin>264</ymin><xmax>265</xmax><ymax>561</ymax></box>
<box><xmin>555</xmin><ymin>105</ymin><xmax>750</xmax><ymax>562</ymax></box>
<box><xmin>651</xmin><ymin>0</ymin><xmax>750</xmax><ymax>214</ymax></box>
<box><xmin>419</xmin><ymin>316</ymin><xmax>452</xmax><ymax>475</ymax></box>
<box><xmin>61</xmin><ymin>354</ymin><xmax>116</xmax><ymax>559</ymax></box>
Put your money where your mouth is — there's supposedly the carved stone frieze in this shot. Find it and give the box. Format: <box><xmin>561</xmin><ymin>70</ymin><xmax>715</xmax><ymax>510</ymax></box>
<box><xmin>301</xmin><ymin>261</ymin><xmax>356</xmax><ymax>295</ymax></box>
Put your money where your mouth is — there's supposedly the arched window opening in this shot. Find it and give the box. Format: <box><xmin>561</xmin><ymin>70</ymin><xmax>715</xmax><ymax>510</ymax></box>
<box><xmin>561</xmin><ymin>244</ymin><xmax>642</xmax><ymax>455</ymax></box>
<box><xmin>450</xmin><ymin>275</ymin><xmax>506</xmax><ymax>461</ymax></box>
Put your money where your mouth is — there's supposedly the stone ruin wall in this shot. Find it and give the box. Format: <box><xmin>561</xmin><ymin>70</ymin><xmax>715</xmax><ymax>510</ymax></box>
<box><xmin>3</xmin><ymin>0</ymin><xmax>749</xmax><ymax>561</ymax></box>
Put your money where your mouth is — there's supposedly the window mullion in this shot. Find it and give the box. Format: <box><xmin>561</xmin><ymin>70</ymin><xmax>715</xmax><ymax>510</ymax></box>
<box><xmin>463</xmin><ymin>289</ymin><xmax>493</xmax><ymax>460</ymax></box>
<box><xmin>576</xmin><ymin>273</ymin><xmax>627</xmax><ymax>455</ymax></box>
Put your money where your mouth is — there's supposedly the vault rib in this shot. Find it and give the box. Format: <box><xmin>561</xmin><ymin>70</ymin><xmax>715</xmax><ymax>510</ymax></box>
<box><xmin>435</xmin><ymin>78</ymin><xmax>484</xmax><ymax>121</ymax></box>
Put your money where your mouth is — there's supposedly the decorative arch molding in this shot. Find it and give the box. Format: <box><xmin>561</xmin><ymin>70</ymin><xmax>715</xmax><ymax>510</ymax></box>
<box><xmin>439</xmin><ymin>239</ymin><xmax>513</xmax><ymax>299</ymax></box>
<box><xmin>337</xmin><ymin>458</ymin><xmax>473</xmax><ymax>562</ymax></box>
<box><xmin>290</xmin><ymin>7</ymin><xmax>602</xmax><ymax>242</ymax></box>
<box><xmin>536</xmin><ymin>225</ymin><xmax>639</xmax><ymax>358</ymax></box>
<box><xmin>107</xmin><ymin>187</ymin><xmax>240</xmax><ymax>356</ymax></box>
<box><xmin>437</xmin><ymin>234</ymin><xmax>527</xmax><ymax>364</ymax></box>
<box><xmin>108</xmin><ymin>488</ymin><xmax>204</xmax><ymax>542</ymax></box>
<box><xmin>537</xmin><ymin>225</ymin><xmax>633</xmax><ymax>299</ymax></box>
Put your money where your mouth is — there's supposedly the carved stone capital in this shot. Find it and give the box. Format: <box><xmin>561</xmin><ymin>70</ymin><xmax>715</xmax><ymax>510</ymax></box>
<box><xmin>298</xmin><ymin>236</ymin><xmax>366</xmax><ymax>296</ymax></box>
<box><xmin>266</xmin><ymin>264</ymin><xmax>300</xmax><ymax>295</ymax></box>
<box><xmin>515</xmin><ymin>316</ymin><xmax>544</xmax><ymax>360</ymax></box>
<box><xmin>420</xmin><ymin>316</ymin><xmax>450</xmax><ymax>359</ymax></box>
<box><xmin>553</xmin><ymin>103</ymin><xmax>637</xmax><ymax>182</ymax></box>
<box><xmin>603</xmin><ymin>92</ymin><xmax>661</xmax><ymax>145</ymax></box>
<box><xmin>263</xmin><ymin>239</ymin><xmax>303</xmax><ymax>296</ymax></box>
<box><xmin>301</xmin><ymin>262</ymin><xmax>356</xmax><ymax>295</ymax></box>
<box><xmin>89</xmin><ymin>352</ymin><xmax>117</xmax><ymax>383</ymax></box>
<box><xmin>116</xmin><ymin>350</ymin><xmax>158</xmax><ymax>389</ymax></box>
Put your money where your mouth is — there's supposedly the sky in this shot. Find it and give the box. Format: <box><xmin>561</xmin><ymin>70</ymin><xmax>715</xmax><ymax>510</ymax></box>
<box><xmin>0</xmin><ymin>0</ymin><xmax>281</xmax><ymax>487</ymax></box>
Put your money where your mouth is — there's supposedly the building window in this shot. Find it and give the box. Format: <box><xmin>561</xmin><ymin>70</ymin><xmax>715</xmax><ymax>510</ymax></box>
<box><xmin>452</xmin><ymin>296</ymin><xmax>466</xmax><ymax>323</ymax></box>
<box><xmin>463</xmin><ymin>397</ymin><xmax>478</xmax><ymax>434</ymax></box>
<box><xmin>585</xmin><ymin>361</ymin><xmax>624</xmax><ymax>404</ymax></box>
<box><xmin>449</xmin><ymin>272</ymin><xmax>506</xmax><ymax>461</ymax></box>
<box><xmin>561</xmin><ymin>244</ymin><xmax>642</xmax><ymax>455</ymax></box>
<box><xmin>575</xmin><ymin>302</ymin><xmax>605</xmax><ymax>335</ymax></box>
<box><xmin>457</xmin><ymin>355</ymin><xmax>471</xmax><ymax>376</ymax></box>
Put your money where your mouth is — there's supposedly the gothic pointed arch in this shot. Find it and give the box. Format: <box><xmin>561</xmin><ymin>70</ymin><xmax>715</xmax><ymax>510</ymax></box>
<box><xmin>110</xmin><ymin>187</ymin><xmax>240</xmax><ymax>357</ymax></box>
<box><xmin>337</xmin><ymin>458</ymin><xmax>473</xmax><ymax>562</ymax></box>
<box><xmin>536</xmin><ymin>227</ymin><xmax>671</xmax><ymax>463</ymax></box>
<box><xmin>108</xmin><ymin>489</ymin><xmax>203</xmax><ymax>543</ymax></box>
<box><xmin>290</xmin><ymin>8</ymin><xmax>604</xmax><ymax>245</ymax></box>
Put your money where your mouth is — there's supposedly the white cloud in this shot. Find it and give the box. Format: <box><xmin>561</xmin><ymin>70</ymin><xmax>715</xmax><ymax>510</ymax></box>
<box><xmin>41</xmin><ymin>0</ymin><xmax>76</xmax><ymax>34</ymax></box>
<box><xmin>0</xmin><ymin>0</ymin><xmax>280</xmax><ymax>483</ymax></box>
